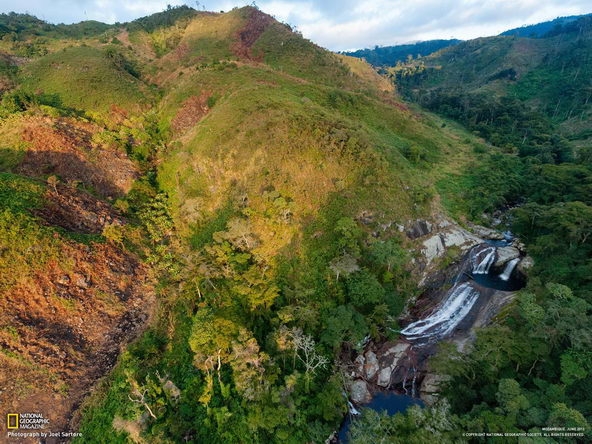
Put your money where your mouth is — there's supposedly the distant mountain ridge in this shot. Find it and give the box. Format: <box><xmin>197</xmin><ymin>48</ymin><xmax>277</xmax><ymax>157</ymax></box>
<box><xmin>500</xmin><ymin>13</ymin><xmax>591</xmax><ymax>38</ymax></box>
<box><xmin>386</xmin><ymin>11</ymin><xmax>592</xmax><ymax>192</ymax></box>
<box><xmin>344</xmin><ymin>13</ymin><xmax>592</xmax><ymax>68</ymax></box>
<box><xmin>342</xmin><ymin>39</ymin><xmax>461</xmax><ymax>66</ymax></box>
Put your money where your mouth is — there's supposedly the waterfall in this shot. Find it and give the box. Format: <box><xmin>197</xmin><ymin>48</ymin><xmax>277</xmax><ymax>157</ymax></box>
<box><xmin>499</xmin><ymin>258</ymin><xmax>520</xmax><ymax>281</ymax></box>
<box><xmin>401</xmin><ymin>282</ymin><xmax>480</xmax><ymax>341</ymax></box>
<box><xmin>411</xmin><ymin>368</ymin><xmax>417</xmax><ymax>398</ymax></box>
<box><xmin>347</xmin><ymin>401</ymin><xmax>361</xmax><ymax>416</ymax></box>
<box><xmin>402</xmin><ymin>367</ymin><xmax>409</xmax><ymax>395</ymax></box>
<box><xmin>472</xmin><ymin>246</ymin><xmax>496</xmax><ymax>274</ymax></box>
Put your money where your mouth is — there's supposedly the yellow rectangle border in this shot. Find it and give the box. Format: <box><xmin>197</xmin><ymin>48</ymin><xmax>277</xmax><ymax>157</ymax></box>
<box><xmin>7</xmin><ymin>413</ymin><xmax>19</xmax><ymax>429</ymax></box>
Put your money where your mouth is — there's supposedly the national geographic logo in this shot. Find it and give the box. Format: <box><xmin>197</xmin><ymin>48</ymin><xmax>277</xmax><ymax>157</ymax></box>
<box><xmin>5</xmin><ymin>413</ymin><xmax>49</xmax><ymax>430</ymax></box>
<box><xmin>6</xmin><ymin>414</ymin><xmax>18</xmax><ymax>429</ymax></box>
<box><xmin>5</xmin><ymin>412</ymin><xmax>82</xmax><ymax>440</ymax></box>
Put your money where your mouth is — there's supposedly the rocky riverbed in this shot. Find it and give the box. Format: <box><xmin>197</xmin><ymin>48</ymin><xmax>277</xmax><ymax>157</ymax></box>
<box><xmin>346</xmin><ymin>217</ymin><xmax>533</xmax><ymax>409</ymax></box>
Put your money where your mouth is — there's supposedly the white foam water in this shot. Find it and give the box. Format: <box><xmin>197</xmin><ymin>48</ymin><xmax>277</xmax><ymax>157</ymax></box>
<box><xmin>499</xmin><ymin>258</ymin><xmax>520</xmax><ymax>281</ymax></box>
<box><xmin>472</xmin><ymin>246</ymin><xmax>496</xmax><ymax>274</ymax></box>
<box><xmin>401</xmin><ymin>282</ymin><xmax>480</xmax><ymax>341</ymax></box>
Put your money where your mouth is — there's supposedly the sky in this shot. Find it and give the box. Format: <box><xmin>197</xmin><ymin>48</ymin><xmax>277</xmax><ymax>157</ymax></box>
<box><xmin>0</xmin><ymin>0</ymin><xmax>591</xmax><ymax>51</ymax></box>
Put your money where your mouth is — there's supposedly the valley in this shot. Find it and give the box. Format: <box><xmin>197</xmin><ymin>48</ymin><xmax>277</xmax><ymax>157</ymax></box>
<box><xmin>0</xmin><ymin>5</ymin><xmax>590</xmax><ymax>443</ymax></box>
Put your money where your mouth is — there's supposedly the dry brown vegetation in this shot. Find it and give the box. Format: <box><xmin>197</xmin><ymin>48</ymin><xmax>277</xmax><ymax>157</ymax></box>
<box><xmin>0</xmin><ymin>240</ymin><xmax>154</xmax><ymax>431</ymax></box>
<box><xmin>17</xmin><ymin>117</ymin><xmax>138</xmax><ymax>197</ymax></box>
<box><xmin>231</xmin><ymin>8</ymin><xmax>275</xmax><ymax>61</ymax></box>
<box><xmin>171</xmin><ymin>91</ymin><xmax>212</xmax><ymax>135</ymax></box>
<box><xmin>35</xmin><ymin>185</ymin><xmax>125</xmax><ymax>234</ymax></box>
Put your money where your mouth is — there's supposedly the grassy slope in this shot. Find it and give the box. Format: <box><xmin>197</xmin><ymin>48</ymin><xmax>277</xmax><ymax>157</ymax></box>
<box><xmin>0</xmin><ymin>6</ymin><xmax>492</xmax><ymax>442</ymax></box>
<box><xmin>19</xmin><ymin>45</ymin><xmax>153</xmax><ymax>119</ymax></box>
<box><xmin>157</xmin><ymin>55</ymin><xmax>476</xmax><ymax>240</ymax></box>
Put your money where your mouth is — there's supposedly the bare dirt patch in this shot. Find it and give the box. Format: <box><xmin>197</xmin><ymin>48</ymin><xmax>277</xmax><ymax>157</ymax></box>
<box><xmin>171</xmin><ymin>91</ymin><xmax>212</xmax><ymax>135</ymax></box>
<box><xmin>17</xmin><ymin>117</ymin><xmax>138</xmax><ymax>198</ymax></box>
<box><xmin>231</xmin><ymin>9</ymin><xmax>275</xmax><ymax>61</ymax></box>
<box><xmin>35</xmin><ymin>184</ymin><xmax>125</xmax><ymax>234</ymax></box>
<box><xmin>0</xmin><ymin>240</ymin><xmax>155</xmax><ymax>433</ymax></box>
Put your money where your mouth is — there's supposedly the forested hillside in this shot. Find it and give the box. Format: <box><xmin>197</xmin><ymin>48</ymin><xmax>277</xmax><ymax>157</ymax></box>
<box><xmin>0</xmin><ymin>5</ymin><xmax>590</xmax><ymax>443</ymax></box>
<box><xmin>348</xmin><ymin>12</ymin><xmax>592</xmax><ymax>443</ymax></box>
<box><xmin>343</xmin><ymin>39</ymin><xmax>460</xmax><ymax>67</ymax></box>
<box><xmin>500</xmin><ymin>14</ymin><xmax>590</xmax><ymax>38</ymax></box>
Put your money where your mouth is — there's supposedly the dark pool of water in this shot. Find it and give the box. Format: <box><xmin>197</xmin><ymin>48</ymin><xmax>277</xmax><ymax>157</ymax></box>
<box><xmin>338</xmin><ymin>393</ymin><xmax>424</xmax><ymax>442</ymax></box>
<box><xmin>471</xmin><ymin>268</ymin><xmax>525</xmax><ymax>291</ymax></box>
<box><xmin>484</xmin><ymin>239</ymin><xmax>511</xmax><ymax>247</ymax></box>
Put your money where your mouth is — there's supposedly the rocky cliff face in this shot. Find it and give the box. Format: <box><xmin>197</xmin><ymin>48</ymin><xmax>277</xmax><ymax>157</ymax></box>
<box><xmin>347</xmin><ymin>217</ymin><xmax>533</xmax><ymax>407</ymax></box>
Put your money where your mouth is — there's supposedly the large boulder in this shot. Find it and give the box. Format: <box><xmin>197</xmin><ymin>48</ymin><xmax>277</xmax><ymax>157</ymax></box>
<box><xmin>422</xmin><ymin>235</ymin><xmax>445</xmax><ymax>265</ymax></box>
<box><xmin>380</xmin><ymin>342</ymin><xmax>411</xmax><ymax>369</ymax></box>
<box><xmin>494</xmin><ymin>246</ymin><xmax>520</xmax><ymax>268</ymax></box>
<box><xmin>468</xmin><ymin>224</ymin><xmax>505</xmax><ymax>240</ymax></box>
<box><xmin>406</xmin><ymin>220</ymin><xmax>432</xmax><ymax>239</ymax></box>
<box><xmin>422</xmin><ymin>226</ymin><xmax>481</xmax><ymax>266</ymax></box>
<box><xmin>517</xmin><ymin>256</ymin><xmax>534</xmax><ymax>275</ymax></box>
<box><xmin>354</xmin><ymin>354</ymin><xmax>365</xmax><ymax>377</ymax></box>
<box><xmin>364</xmin><ymin>351</ymin><xmax>379</xmax><ymax>380</ymax></box>
<box><xmin>350</xmin><ymin>380</ymin><xmax>372</xmax><ymax>404</ymax></box>
<box><xmin>377</xmin><ymin>367</ymin><xmax>393</xmax><ymax>388</ymax></box>
<box><xmin>511</xmin><ymin>239</ymin><xmax>527</xmax><ymax>253</ymax></box>
<box><xmin>383</xmin><ymin>342</ymin><xmax>411</xmax><ymax>357</ymax></box>
<box><xmin>374</xmin><ymin>342</ymin><xmax>412</xmax><ymax>387</ymax></box>
<box><xmin>441</xmin><ymin>228</ymin><xmax>481</xmax><ymax>250</ymax></box>
<box><xmin>420</xmin><ymin>373</ymin><xmax>451</xmax><ymax>405</ymax></box>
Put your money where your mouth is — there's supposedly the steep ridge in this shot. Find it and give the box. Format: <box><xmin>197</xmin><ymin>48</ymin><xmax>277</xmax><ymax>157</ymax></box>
<box><xmin>0</xmin><ymin>11</ymin><xmax>162</xmax><ymax>438</ymax></box>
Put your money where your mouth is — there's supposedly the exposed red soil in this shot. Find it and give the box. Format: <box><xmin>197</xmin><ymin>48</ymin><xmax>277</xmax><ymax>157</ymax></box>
<box><xmin>172</xmin><ymin>42</ymin><xmax>191</xmax><ymax>63</ymax></box>
<box><xmin>109</xmin><ymin>104</ymin><xmax>129</xmax><ymax>125</ymax></box>
<box><xmin>35</xmin><ymin>184</ymin><xmax>125</xmax><ymax>234</ymax></box>
<box><xmin>171</xmin><ymin>91</ymin><xmax>212</xmax><ymax>135</ymax></box>
<box><xmin>231</xmin><ymin>9</ymin><xmax>275</xmax><ymax>61</ymax></box>
<box><xmin>1</xmin><ymin>114</ymin><xmax>153</xmax><ymax>438</ymax></box>
<box><xmin>17</xmin><ymin>117</ymin><xmax>138</xmax><ymax>198</ymax></box>
<box><xmin>0</xmin><ymin>239</ymin><xmax>155</xmax><ymax>435</ymax></box>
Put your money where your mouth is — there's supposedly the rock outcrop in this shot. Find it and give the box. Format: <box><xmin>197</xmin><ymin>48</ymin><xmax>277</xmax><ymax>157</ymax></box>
<box><xmin>517</xmin><ymin>256</ymin><xmax>535</xmax><ymax>275</ymax></box>
<box><xmin>420</xmin><ymin>373</ymin><xmax>451</xmax><ymax>406</ymax></box>
<box><xmin>468</xmin><ymin>223</ymin><xmax>505</xmax><ymax>240</ymax></box>
<box><xmin>364</xmin><ymin>351</ymin><xmax>379</xmax><ymax>380</ymax></box>
<box><xmin>419</xmin><ymin>219</ymin><xmax>482</xmax><ymax>268</ymax></box>
<box><xmin>406</xmin><ymin>220</ymin><xmax>433</xmax><ymax>239</ymax></box>
<box><xmin>493</xmin><ymin>246</ymin><xmax>520</xmax><ymax>268</ymax></box>
<box><xmin>350</xmin><ymin>380</ymin><xmax>372</xmax><ymax>404</ymax></box>
<box><xmin>347</xmin><ymin>217</ymin><xmax>527</xmax><ymax>408</ymax></box>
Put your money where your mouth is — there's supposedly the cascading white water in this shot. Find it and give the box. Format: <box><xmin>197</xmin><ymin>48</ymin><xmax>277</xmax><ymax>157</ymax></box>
<box><xmin>402</xmin><ymin>368</ymin><xmax>409</xmax><ymax>395</ymax></box>
<box><xmin>472</xmin><ymin>246</ymin><xmax>496</xmax><ymax>274</ymax></box>
<box><xmin>400</xmin><ymin>282</ymin><xmax>480</xmax><ymax>341</ymax></box>
<box><xmin>499</xmin><ymin>258</ymin><xmax>520</xmax><ymax>281</ymax></box>
<box><xmin>347</xmin><ymin>401</ymin><xmax>361</xmax><ymax>416</ymax></box>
